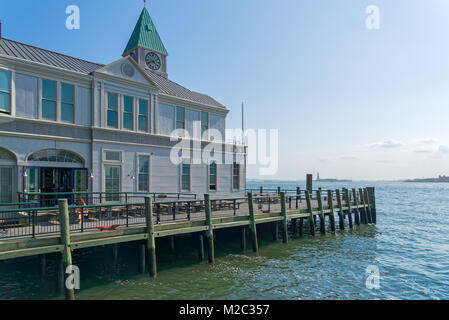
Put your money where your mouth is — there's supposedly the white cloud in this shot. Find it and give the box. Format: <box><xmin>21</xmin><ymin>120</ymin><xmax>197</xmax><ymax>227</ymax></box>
<box><xmin>438</xmin><ymin>145</ymin><xmax>449</xmax><ymax>154</ymax></box>
<box><xmin>414</xmin><ymin>149</ymin><xmax>433</xmax><ymax>154</ymax></box>
<box><xmin>416</xmin><ymin>138</ymin><xmax>438</xmax><ymax>145</ymax></box>
<box><xmin>370</xmin><ymin>140</ymin><xmax>403</xmax><ymax>149</ymax></box>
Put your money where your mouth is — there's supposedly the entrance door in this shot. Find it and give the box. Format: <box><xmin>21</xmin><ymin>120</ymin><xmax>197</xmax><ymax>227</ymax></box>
<box><xmin>104</xmin><ymin>165</ymin><xmax>120</xmax><ymax>202</ymax></box>
<box><xmin>73</xmin><ymin>168</ymin><xmax>88</xmax><ymax>203</ymax></box>
<box><xmin>0</xmin><ymin>167</ymin><xmax>13</xmax><ymax>203</ymax></box>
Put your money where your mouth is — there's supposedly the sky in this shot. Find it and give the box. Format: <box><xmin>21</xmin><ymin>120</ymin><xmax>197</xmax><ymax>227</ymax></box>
<box><xmin>1</xmin><ymin>0</ymin><xmax>449</xmax><ymax>181</ymax></box>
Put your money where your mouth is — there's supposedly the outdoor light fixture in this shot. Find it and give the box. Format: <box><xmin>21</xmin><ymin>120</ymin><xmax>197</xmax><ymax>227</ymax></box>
<box><xmin>90</xmin><ymin>171</ymin><xmax>94</xmax><ymax>179</ymax></box>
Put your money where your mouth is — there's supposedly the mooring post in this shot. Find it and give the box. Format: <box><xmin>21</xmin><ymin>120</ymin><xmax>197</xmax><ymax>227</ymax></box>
<box><xmin>277</xmin><ymin>186</ymin><xmax>281</xmax><ymax>195</ymax></box>
<box><xmin>296</xmin><ymin>187</ymin><xmax>301</xmax><ymax>207</ymax></box>
<box><xmin>359</xmin><ymin>188</ymin><xmax>368</xmax><ymax>224</ymax></box>
<box><xmin>305</xmin><ymin>190</ymin><xmax>316</xmax><ymax>236</ymax></box>
<box><xmin>306</xmin><ymin>174</ymin><xmax>313</xmax><ymax>194</ymax></box>
<box><xmin>58</xmin><ymin>199</ymin><xmax>75</xmax><ymax>300</ymax></box>
<box><xmin>56</xmin><ymin>256</ymin><xmax>65</xmax><ymax>295</ymax></box>
<box><xmin>363</xmin><ymin>189</ymin><xmax>373</xmax><ymax>224</ymax></box>
<box><xmin>335</xmin><ymin>190</ymin><xmax>345</xmax><ymax>231</ymax></box>
<box><xmin>298</xmin><ymin>217</ymin><xmax>304</xmax><ymax>237</ymax></box>
<box><xmin>343</xmin><ymin>189</ymin><xmax>353</xmax><ymax>229</ymax></box>
<box><xmin>317</xmin><ymin>189</ymin><xmax>326</xmax><ymax>235</ymax></box>
<box><xmin>204</xmin><ymin>194</ymin><xmax>215</xmax><ymax>264</ymax></box>
<box><xmin>241</xmin><ymin>227</ymin><xmax>247</xmax><ymax>251</ymax></box>
<box><xmin>280</xmin><ymin>192</ymin><xmax>288</xmax><ymax>243</ymax></box>
<box><xmin>260</xmin><ymin>186</ymin><xmax>263</xmax><ymax>195</ymax></box>
<box><xmin>273</xmin><ymin>222</ymin><xmax>279</xmax><ymax>241</ymax></box>
<box><xmin>367</xmin><ymin>187</ymin><xmax>377</xmax><ymax>224</ymax></box>
<box><xmin>327</xmin><ymin>190</ymin><xmax>336</xmax><ymax>232</ymax></box>
<box><xmin>144</xmin><ymin>197</ymin><xmax>157</xmax><ymax>278</ymax></box>
<box><xmin>248</xmin><ymin>193</ymin><xmax>259</xmax><ymax>254</ymax></box>
<box><xmin>352</xmin><ymin>189</ymin><xmax>361</xmax><ymax>226</ymax></box>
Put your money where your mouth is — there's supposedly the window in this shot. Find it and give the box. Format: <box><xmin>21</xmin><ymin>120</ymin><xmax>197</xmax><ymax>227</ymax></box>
<box><xmin>176</xmin><ymin>107</ymin><xmax>185</xmax><ymax>130</ymax></box>
<box><xmin>201</xmin><ymin>112</ymin><xmax>209</xmax><ymax>138</ymax></box>
<box><xmin>138</xmin><ymin>155</ymin><xmax>150</xmax><ymax>192</ymax></box>
<box><xmin>104</xmin><ymin>166</ymin><xmax>120</xmax><ymax>202</ymax></box>
<box><xmin>138</xmin><ymin>99</ymin><xmax>148</xmax><ymax>132</ymax></box>
<box><xmin>61</xmin><ymin>83</ymin><xmax>74</xmax><ymax>123</ymax></box>
<box><xmin>42</xmin><ymin>79</ymin><xmax>56</xmax><ymax>120</ymax></box>
<box><xmin>0</xmin><ymin>69</ymin><xmax>11</xmax><ymax>114</ymax></box>
<box><xmin>27</xmin><ymin>149</ymin><xmax>83</xmax><ymax>164</ymax></box>
<box><xmin>209</xmin><ymin>162</ymin><xmax>217</xmax><ymax>191</ymax></box>
<box><xmin>233</xmin><ymin>162</ymin><xmax>240</xmax><ymax>190</ymax></box>
<box><xmin>181</xmin><ymin>161</ymin><xmax>190</xmax><ymax>191</ymax></box>
<box><xmin>123</xmin><ymin>96</ymin><xmax>133</xmax><ymax>130</ymax></box>
<box><xmin>0</xmin><ymin>167</ymin><xmax>13</xmax><ymax>203</ymax></box>
<box><xmin>105</xmin><ymin>151</ymin><xmax>121</xmax><ymax>162</ymax></box>
<box><xmin>107</xmin><ymin>93</ymin><xmax>118</xmax><ymax>128</ymax></box>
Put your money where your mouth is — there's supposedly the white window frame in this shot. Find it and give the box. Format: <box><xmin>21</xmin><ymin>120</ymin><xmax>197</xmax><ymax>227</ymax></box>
<box><xmin>122</xmin><ymin>95</ymin><xmax>134</xmax><ymax>131</ymax></box>
<box><xmin>60</xmin><ymin>82</ymin><xmax>76</xmax><ymax>124</ymax></box>
<box><xmin>232</xmin><ymin>162</ymin><xmax>241</xmax><ymax>191</ymax></box>
<box><xmin>136</xmin><ymin>153</ymin><xmax>151</xmax><ymax>192</ymax></box>
<box><xmin>102</xmin><ymin>149</ymin><xmax>124</xmax><ymax>201</ymax></box>
<box><xmin>208</xmin><ymin>161</ymin><xmax>218</xmax><ymax>192</ymax></box>
<box><xmin>0</xmin><ymin>67</ymin><xmax>13</xmax><ymax>116</ymax></box>
<box><xmin>180</xmin><ymin>159</ymin><xmax>191</xmax><ymax>192</ymax></box>
<box><xmin>106</xmin><ymin>91</ymin><xmax>119</xmax><ymax>129</ymax></box>
<box><xmin>137</xmin><ymin>98</ymin><xmax>150</xmax><ymax>133</ymax></box>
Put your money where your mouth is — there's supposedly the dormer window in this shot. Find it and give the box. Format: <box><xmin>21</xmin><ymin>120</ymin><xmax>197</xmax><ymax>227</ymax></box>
<box><xmin>0</xmin><ymin>69</ymin><xmax>11</xmax><ymax>115</ymax></box>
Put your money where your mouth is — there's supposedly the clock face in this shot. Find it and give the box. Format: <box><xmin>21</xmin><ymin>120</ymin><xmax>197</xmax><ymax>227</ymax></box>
<box><xmin>145</xmin><ymin>52</ymin><xmax>161</xmax><ymax>71</ymax></box>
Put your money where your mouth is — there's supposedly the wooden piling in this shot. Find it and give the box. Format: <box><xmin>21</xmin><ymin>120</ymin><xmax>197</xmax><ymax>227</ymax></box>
<box><xmin>359</xmin><ymin>188</ymin><xmax>368</xmax><ymax>224</ymax></box>
<box><xmin>241</xmin><ymin>227</ymin><xmax>247</xmax><ymax>251</ymax></box>
<box><xmin>317</xmin><ymin>190</ymin><xmax>326</xmax><ymax>235</ymax></box>
<box><xmin>198</xmin><ymin>233</ymin><xmax>205</xmax><ymax>261</ymax></box>
<box><xmin>40</xmin><ymin>254</ymin><xmax>46</xmax><ymax>281</ymax></box>
<box><xmin>58</xmin><ymin>199</ymin><xmax>75</xmax><ymax>300</ymax></box>
<box><xmin>280</xmin><ymin>192</ymin><xmax>288</xmax><ymax>243</ymax></box>
<box><xmin>305</xmin><ymin>190</ymin><xmax>316</xmax><ymax>236</ymax></box>
<box><xmin>112</xmin><ymin>244</ymin><xmax>118</xmax><ymax>264</ymax></box>
<box><xmin>248</xmin><ymin>193</ymin><xmax>259</xmax><ymax>254</ymax></box>
<box><xmin>343</xmin><ymin>189</ymin><xmax>353</xmax><ymax>229</ymax></box>
<box><xmin>170</xmin><ymin>236</ymin><xmax>176</xmax><ymax>252</ymax></box>
<box><xmin>352</xmin><ymin>189</ymin><xmax>361</xmax><ymax>226</ymax></box>
<box><xmin>144</xmin><ymin>197</ymin><xmax>157</xmax><ymax>278</ymax></box>
<box><xmin>298</xmin><ymin>218</ymin><xmax>304</xmax><ymax>237</ymax></box>
<box><xmin>204</xmin><ymin>194</ymin><xmax>215</xmax><ymax>264</ymax></box>
<box><xmin>335</xmin><ymin>190</ymin><xmax>345</xmax><ymax>231</ymax></box>
<box><xmin>56</xmin><ymin>256</ymin><xmax>65</xmax><ymax>295</ymax></box>
<box><xmin>327</xmin><ymin>190</ymin><xmax>336</xmax><ymax>232</ymax></box>
<box><xmin>367</xmin><ymin>187</ymin><xmax>377</xmax><ymax>224</ymax></box>
<box><xmin>272</xmin><ymin>222</ymin><xmax>279</xmax><ymax>241</ymax></box>
<box><xmin>306</xmin><ymin>174</ymin><xmax>313</xmax><ymax>193</ymax></box>
<box><xmin>363</xmin><ymin>189</ymin><xmax>373</xmax><ymax>224</ymax></box>
<box><xmin>138</xmin><ymin>242</ymin><xmax>145</xmax><ymax>274</ymax></box>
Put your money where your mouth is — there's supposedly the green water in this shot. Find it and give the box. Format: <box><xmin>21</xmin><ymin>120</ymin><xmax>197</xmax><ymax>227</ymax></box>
<box><xmin>1</xmin><ymin>182</ymin><xmax>448</xmax><ymax>300</ymax></box>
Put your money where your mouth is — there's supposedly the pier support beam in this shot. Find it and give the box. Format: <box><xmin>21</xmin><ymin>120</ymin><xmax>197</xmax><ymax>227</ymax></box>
<box><xmin>58</xmin><ymin>199</ymin><xmax>75</xmax><ymax>300</ymax></box>
<box><xmin>298</xmin><ymin>218</ymin><xmax>304</xmax><ymax>237</ymax></box>
<box><xmin>198</xmin><ymin>233</ymin><xmax>205</xmax><ymax>261</ymax></box>
<box><xmin>112</xmin><ymin>244</ymin><xmax>118</xmax><ymax>264</ymax></box>
<box><xmin>272</xmin><ymin>223</ymin><xmax>279</xmax><ymax>241</ymax></box>
<box><xmin>138</xmin><ymin>242</ymin><xmax>146</xmax><ymax>274</ymax></box>
<box><xmin>305</xmin><ymin>190</ymin><xmax>316</xmax><ymax>236</ymax></box>
<box><xmin>359</xmin><ymin>188</ymin><xmax>367</xmax><ymax>224</ymax></box>
<box><xmin>367</xmin><ymin>187</ymin><xmax>377</xmax><ymax>224</ymax></box>
<box><xmin>204</xmin><ymin>194</ymin><xmax>215</xmax><ymax>264</ymax></box>
<box><xmin>280</xmin><ymin>192</ymin><xmax>288</xmax><ymax>243</ymax></box>
<box><xmin>56</xmin><ymin>256</ymin><xmax>65</xmax><ymax>295</ymax></box>
<box><xmin>306</xmin><ymin>174</ymin><xmax>313</xmax><ymax>194</ymax></box>
<box><xmin>145</xmin><ymin>197</ymin><xmax>157</xmax><ymax>278</ymax></box>
<box><xmin>170</xmin><ymin>236</ymin><xmax>176</xmax><ymax>252</ymax></box>
<box><xmin>343</xmin><ymin>189</ymin><xmax>353</xmax><ymax>229</ymax></box>
<box><xmin>40</xmin><ymin>254</ymin><xmax>46</xmax><ymax>282</ymax></box>
<box><xmin>363</xmin><ymin>189</ymin><xmax>373</xmax><ymax>224</ymax></box>
<box><xmin>241</xmin><ymin>227</ymin><xmax>247</xmax><ymax>251</ymax></box>
<box><xmin>336</xmin><ymin>190</ymin><xmax>345</xmax><ymax>231</ymax></box>
<box><xmin>248</xmin><ymin>193</ymin><xmax>259</xmax><ymax>254</ymax></box>
<box><xmin>317</xmin><ymin>190</ymin><xmax>326</xmax><ymax>235</ymax></box>
<box><xmin>327</xmin><ymin>190</ymin><xmax>336</xmax><ymax>232</ymax></box>
<box><xmin>352</xmin><ymin>189</ymin><xmax>361</xmax><ymax>226</ymax></box>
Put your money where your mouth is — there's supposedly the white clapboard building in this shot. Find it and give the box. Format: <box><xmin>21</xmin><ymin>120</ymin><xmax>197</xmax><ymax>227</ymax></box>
<box><xmin>0</xmin><ymin>8</ymin><xmax>246</xmax><ymax>203</ymax></box>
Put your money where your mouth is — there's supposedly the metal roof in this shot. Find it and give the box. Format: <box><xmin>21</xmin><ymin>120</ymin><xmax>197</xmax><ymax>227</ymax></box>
<box><xmin>0</xmin><ymin>38</ymin><xmax>225</xmax><ymax>109</ymax></box>
<box><xmin>123</xmin><ymin>8</ymin><xmax>168</xmax><ymax>56</ymax></box>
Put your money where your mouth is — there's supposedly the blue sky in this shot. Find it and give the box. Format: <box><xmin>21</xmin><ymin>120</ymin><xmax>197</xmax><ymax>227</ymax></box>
<box><xmin>1</xmin><ymin>0</ymin><xmax>449</xmax><ymax>180</ymax></box>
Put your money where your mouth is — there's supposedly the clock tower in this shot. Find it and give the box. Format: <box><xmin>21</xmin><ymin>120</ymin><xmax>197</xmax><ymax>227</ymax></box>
<box><xmin>123</xmin><ymin>7</ymin><xmax>168</xmax><ymax>78</ymax></box>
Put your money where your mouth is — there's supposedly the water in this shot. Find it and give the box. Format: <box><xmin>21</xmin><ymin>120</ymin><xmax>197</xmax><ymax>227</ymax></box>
<box><xmin>1</xmin><ymin>181</ymin><xmax>448</xmax><ymax>300</ymax></box>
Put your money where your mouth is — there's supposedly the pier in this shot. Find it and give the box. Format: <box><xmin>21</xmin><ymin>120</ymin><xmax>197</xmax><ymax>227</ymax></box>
<box><xmin>0</xmin><ymin>187</ymin><xmax>376</xmax><ymax>299</ymax></box>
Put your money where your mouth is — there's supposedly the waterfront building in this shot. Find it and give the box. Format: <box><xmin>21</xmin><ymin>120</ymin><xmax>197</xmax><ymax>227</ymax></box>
<box><xmin>0</xmin><ymin>8</ymin><xmax>246</xmax><ymax>203</ymax></box>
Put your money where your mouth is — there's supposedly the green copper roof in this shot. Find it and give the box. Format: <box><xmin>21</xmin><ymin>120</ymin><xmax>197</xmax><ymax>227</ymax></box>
<box><xmin>123</xmin><ymin>8</ymin><xmax>168</xmax><ymax>56</ymax></box>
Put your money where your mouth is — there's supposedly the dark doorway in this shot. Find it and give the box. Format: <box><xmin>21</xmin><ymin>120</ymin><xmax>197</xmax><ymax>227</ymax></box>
<box><xmin>40</xmin><ymin>168</ymin><xmax>72</xmax><ymax>206</ymax></box>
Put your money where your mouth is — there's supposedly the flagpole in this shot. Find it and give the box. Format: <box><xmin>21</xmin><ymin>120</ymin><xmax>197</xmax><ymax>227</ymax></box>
<box><xmin>241</xmin><ymin>102</ymin><xmax>244</xmax><ymax>145</ymax></box>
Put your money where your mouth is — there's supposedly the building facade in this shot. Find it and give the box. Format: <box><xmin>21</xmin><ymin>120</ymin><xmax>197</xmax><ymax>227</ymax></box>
<box><xmin>0</xmin><ymin>8</ymin><xmax>246</xmax><ymax>203</ymax></box>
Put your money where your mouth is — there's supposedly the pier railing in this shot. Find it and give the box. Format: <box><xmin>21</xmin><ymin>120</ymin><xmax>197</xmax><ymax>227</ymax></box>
<box><xmin>1</xmin><ymin>188</ymin><xmax>374</xmax><ymax>241</ymax></box>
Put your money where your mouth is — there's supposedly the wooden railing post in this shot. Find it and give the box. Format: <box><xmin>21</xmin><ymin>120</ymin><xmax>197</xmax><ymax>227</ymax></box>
<box><xmin>280</xmin><ymin>192</ymin><xmax>288</xmax><ymax>243</ymax></box>
<box><xmin>336</xmin><ymin>189</ymin><xmax>345</xmax><ymax>230</ymax></box>
<box><xmin>204</xmin><ymin>194</ymin><xmax>215</xmax><ymax>263</ymax></box>
<box><xmin>248</xmin><ymin>193</ymin><xmax>259</xmax><ymax>254</ymax></box>
<box><xmin>305</xmin><ymin>190</ymin><xmax>315</xmax><ymax>236</ymax></box>
<box><xmin>352</xmin><ymin>189</ymin><xmax>361</xmax><ymax>226</ymax></box>
<box><xmin>317</xmin><ymin>189</ymin><xmax>326</xmax><ymax>235</ymax></box>
<box><xmin>327</xmin><ymin>190</ymin><xmax>336</xmax><ymax>232</ymax></box>
<box><xmin>367</xmin><ymin>187</ymin><xmax>377</xmax><ymax>224</ymax></box>
<box><xmin>58</xmin><ymin>199</ymin><xmax>75</xmax><ymax>300</ymax></box>
<box><xmin>306</xmin><ymin>174</ymin><xmax>313</xmax><ymax>194</ymax></box>
<box><xmin>145</xmin><ymin>197</ymin><xmax>157</xmax><ymax>277</ymax></box>
<box><xmin>343</xmin><ymin>188</ymin><xmax>353</xmax><ymax>229</ymax></box>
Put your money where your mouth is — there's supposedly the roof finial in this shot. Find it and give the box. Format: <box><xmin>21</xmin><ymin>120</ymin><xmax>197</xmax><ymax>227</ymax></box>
<box><xmin>144</xmin><ymin>0</ymin><xmax>147</xmax><ymax>8</ymax></box>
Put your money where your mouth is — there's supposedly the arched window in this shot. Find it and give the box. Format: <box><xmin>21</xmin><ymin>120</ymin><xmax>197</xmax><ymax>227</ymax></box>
<box><xmin>0</xmin><ymin>148</ymin><xmax>15</xmax><ymax>162</ymax></box>
<box><xmin>27</xmin><ymin>149</ymin><xmax>83</xmax><ymax>164</ymax></box>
